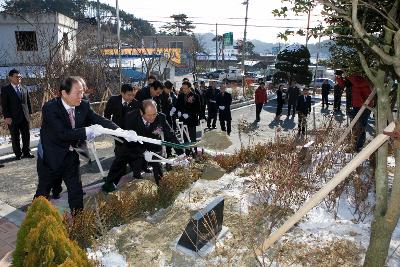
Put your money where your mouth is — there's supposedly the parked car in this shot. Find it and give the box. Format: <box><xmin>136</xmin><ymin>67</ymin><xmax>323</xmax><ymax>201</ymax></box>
<box><xmin>205</xmin><ymin>69</ymin><xmax>225</xmax><ymax>79</ymax></box>
<box><xmin>219</xmin><ymin>68</ymin><xmax>244</xmax><ymax>82</ymax></box>
<box><xmin>311</xmin><ymin>78</ymin><xmax>334</xmax><ymax>88</ymax></box>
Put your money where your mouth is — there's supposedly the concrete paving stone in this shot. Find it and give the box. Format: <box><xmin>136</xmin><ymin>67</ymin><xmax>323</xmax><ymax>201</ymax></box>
<box><xmin>0</xmin><ymin>241</ymin><xmax>13</xmax><ymax>259</ymax></box>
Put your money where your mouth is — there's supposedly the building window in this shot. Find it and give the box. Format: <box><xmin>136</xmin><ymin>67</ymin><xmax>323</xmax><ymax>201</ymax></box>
<box><xmin>15</xmin><ymin>31</ymin><xmax>38</xmax><ymax>51</ymax></box>
<box><xmin>62</xmin><ymin>32</ymin><xmax>69</xmax><ymax>51</ymax></box>
<box><xmin>169</xmin><ymin>41</ymin><xmax>183</xmax><ymax>50</ymax></box>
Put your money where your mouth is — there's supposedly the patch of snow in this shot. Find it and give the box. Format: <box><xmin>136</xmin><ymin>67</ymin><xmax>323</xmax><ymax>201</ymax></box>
<box><xmin>388</xmin><ymin>156</ymin><xmax>396</xmax><ymax>167</ymax></box>
<box><xmin>87</xmin><ymin>247</ymin><xmax>129</xmax><ymax>267</ymax></box>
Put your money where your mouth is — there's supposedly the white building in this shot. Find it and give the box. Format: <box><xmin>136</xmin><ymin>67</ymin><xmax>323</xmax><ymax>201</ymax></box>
<box><xmin>0</xmin><ymin>13</ymin><xmax>78</xmax><ymax>68</ymax></box>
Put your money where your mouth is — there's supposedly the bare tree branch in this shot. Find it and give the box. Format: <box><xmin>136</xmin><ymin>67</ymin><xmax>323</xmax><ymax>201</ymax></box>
<box><xmin>357</xmin><ymin>50</ymin><xmax>377</xmax><ymax>83</ymax></box>
<box><xmin>359</xmin><ymin>0</ymin><xmax>399</xmax><ymax>29</ymax></box>
<box><xmin>317</xmin><ymin>0</ymin><xmax>352</xmax><ymax>23</ymax></box>
<box><xmin>352</xmin><ymin>0</ymin><xmax>398</xmax><ymax>65</ymax></box>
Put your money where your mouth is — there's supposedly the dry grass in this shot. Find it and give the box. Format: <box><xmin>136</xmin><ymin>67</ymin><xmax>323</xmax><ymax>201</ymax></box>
<box><xmin>270</xmin><ymin>238</ymin><xmax>362</xmax><ymax>266</ymax></box>
<box><xmin>213</xmin><ymin>138</ymin><xmax>297</xmax><ymax>172</ymax></box>
<box><xmin>64</xmin><ymin>163</ymin><xmax>203</xmax><ymax>248</ymax></box>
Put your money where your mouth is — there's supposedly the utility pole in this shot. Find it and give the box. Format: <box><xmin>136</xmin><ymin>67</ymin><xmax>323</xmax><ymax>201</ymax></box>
<box><xmin>222</xmin><ymin>35</ymin><xmax>225</xmax><ymax>69</ymax></box>
<box><xmin>215</xmin><ymin>23</ymin><xmax>218</xmax><ymax>70</ymax></box>
<box><xmin>97</xmin><ymin>0</ymin><xmax>101</xmax><ymax>43</ymax></box>
<box><xmin>241</xmin><ymin>0</ymin><xmax>249</xmax><ymax>97</ymax></box>
<box><xmin>116</xmin><ymin>0</ymin><xmax>122</xmax><ymax>87</ymax></box>
<box><xmin>312</xmin><ymin>23</ymin><xmax>322</xmax><ymax>130</ymax></box>
<box><xmin>305</xmin><ymin>8</ymin><xmax>311</xmax><ymax>48</ymax></box>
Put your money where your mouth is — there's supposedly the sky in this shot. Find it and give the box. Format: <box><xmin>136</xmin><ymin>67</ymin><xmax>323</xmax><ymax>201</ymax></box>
<box><xmin>100</xmin><ymin>0</ymin><xmax>325</xmax><ymax>44</ymax></box>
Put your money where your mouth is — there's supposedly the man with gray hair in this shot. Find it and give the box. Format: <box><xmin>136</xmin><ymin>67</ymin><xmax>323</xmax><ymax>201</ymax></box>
<box><xmin>102</xmin><ymin>99</ymin><xmax>182</xmax><ymax>191</ymax></box>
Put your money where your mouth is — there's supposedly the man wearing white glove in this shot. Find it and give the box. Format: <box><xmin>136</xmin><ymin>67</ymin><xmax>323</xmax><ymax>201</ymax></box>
<box><xmin>103</xmin><ymin>99</ymin><xmax>183</xmax><ymax>191</ymax></box>
<box><xmin>34</xmin><ymin>76</ymin><xmax>118</xmax><ymax>213</ymax></box>
<box><xmin>216</xmin><ymin>84</ymin><xmax>232</xmax><ymax>135</ymax></box>
<box><xmin>176</xmin><ymin>81</ymin><xmax>201</xmax><ymax>156</ymax></box>
<box><xmin>205</xmin><ymin>81</ymin><xmax>219</xmax><ymax>129</ymax></box>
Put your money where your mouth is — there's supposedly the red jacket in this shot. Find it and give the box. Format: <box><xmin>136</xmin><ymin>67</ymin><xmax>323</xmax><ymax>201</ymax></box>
<box><xmin>348</xmin><ymin>75</ymin><xmax>373</xmax><ymax>108</ymax></box>
<box><xmin>336</xmin><ymin>76</ymin><xmax>345</xmax><ymax>88</ymax></box>
<box><xmin>255</xmin><ymin>86</ymin><xmax>267</xmax><ymax>104</ymax></box>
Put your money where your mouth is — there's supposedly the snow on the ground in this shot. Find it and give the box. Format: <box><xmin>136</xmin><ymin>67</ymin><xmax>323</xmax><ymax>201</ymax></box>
<box><xmin>0</xmin><ymin>128</ymin><xmax>40</xmax><ymax>146</ymax></box>
<box><xmin>89</xmin><ymin>162</ymin><xmax>400</xmax><ymax>266</ymax></box>
<box><xmin>87</xmin><ymin>246</ymin><xmax>128</xmax><ymax>267</ymax></box>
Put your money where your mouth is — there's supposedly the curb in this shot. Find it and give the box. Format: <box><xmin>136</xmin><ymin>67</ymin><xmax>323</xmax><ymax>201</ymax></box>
<box><xmin>0</xmin><ymin>200</ymin><xmax>25</xmax><ymax>227</ymax></box>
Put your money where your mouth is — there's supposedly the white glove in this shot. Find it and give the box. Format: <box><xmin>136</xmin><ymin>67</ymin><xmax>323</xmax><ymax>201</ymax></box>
<box><xmin>170</xmin><ymin>107</ymin><xmax>176</xmax><ymax>114</ymax></box>
<box><xmin>182</xmin><ymin>113</ymin><xmax>189</xmax><ymax>119</ymax></box>
<box><xmin>172</xmin><ymin>154</ymin><xmax>191</xmax><ymax>167</ymax></box>
<box><xmin>177</xmin><ymin>111</ymin><xmax>182</xmax><ymax>117</ymax></box>
<box><xmin>85</xmin><ymin>124</ymin><xmax>105</xmax><ymax>140</ymax></box>
<box><xmin>144</xmin><ymin>151</ymin><xmax>153</xmax><ymax>162</ymax></box>
<box><xmin>120</xmin><ymin>129</ymin><xmax>143</xmax><ymax>144</ymax></box>
<box><xmin>219</xmin><ymin>106</ymin><xmax>225</xmax><ymax>110</ymax></box>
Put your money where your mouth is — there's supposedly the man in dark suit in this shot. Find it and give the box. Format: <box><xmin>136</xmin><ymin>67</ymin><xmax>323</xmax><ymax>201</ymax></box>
<box><xmin>205</xmin><ymin>81</ymin><xmax>219</xmax><ymax>129</ymax></box>
<box><xmin>136</xmin><ymin>80</ymin><xmax>163</xmax><ymax>111</ymax></box>
<box><xmin>199</xmin><ymin>81</ymin><xmax>207</xmax><ymax>120</ymax></box>
<box><xmin>296</xmin><ymin>88</ymin><xmax>312</xmax><ymax>136</ymax></box>
<box><xmin>160</xmin><ymin>81</ymin><xmax>177</xmax><ymax>158</ymax></box>
<box><xmin>216</xmin><ymin>84</ymin><xmax>232</xmax><ymax>135</ymax></box>
<box><xmin>176</xmin><ymin>81</ymin><xmax>201</xmax><ymax>155</ymax></box>
<box><xmin>1</xmin><ymin>69</ymin><xmax>34</xmax><ymax>160</ymax></box>
<box><xmin>287</xmin><ymin>80</ymin><xmax>300</xmax><ymax>118</ymax></box>
<box><xmin>101</xmin><ymin>83</ymin><xmax>140</xmax><ymax>191</ymax></box>
<box><xmin>102</xmin><ymin>99</ymin><xmax>182</xmax><ymax>191</ymax></box>
<box><xmin>34</xmin><ymin>76</ymin><xmax>118</xmax><ymax>213</ymax></box>
<box><xmin>104</xmin><ymin>83</ymin><xmax>139</xmax><ymax>128</ymax></box>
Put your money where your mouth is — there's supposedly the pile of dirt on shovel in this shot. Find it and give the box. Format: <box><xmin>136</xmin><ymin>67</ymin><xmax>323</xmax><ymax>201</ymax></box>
<box><xmin>196</xmin><ymin>130</ymin><xmax>232</xmax><ymax>150</ymax></box>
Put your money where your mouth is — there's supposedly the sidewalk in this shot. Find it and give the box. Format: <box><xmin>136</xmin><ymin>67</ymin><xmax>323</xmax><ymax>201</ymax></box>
<box><xmin>0</xmin><ymin>200</ymin><xmax>25</xmax><ymax>265</ymax></box>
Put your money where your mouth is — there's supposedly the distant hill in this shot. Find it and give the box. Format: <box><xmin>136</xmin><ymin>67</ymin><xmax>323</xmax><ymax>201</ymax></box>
<box><xmin>196</xmin><ymin>32</ymin><xmax>331</xmax><ymax>59</ymax></box>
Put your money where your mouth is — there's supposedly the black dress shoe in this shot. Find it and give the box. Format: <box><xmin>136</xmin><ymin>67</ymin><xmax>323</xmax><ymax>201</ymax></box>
<box><xmin>15</xmin><ymin>155</ymin><xmax>21</xmax><ymax>160</ymax></box>
<box><xmin>52</xmin><ymin>193</ymin><xmax>61</xmax><ymax>199</ymax></box>
<box><xmin>22</xmin><ymin>153</ymin><xmax>35</xmax><ymax>159</ymax></box>
<box><xmin>101</xmin><ymin>182</ymin><xmax>116</xmax><ymax>193</ymax></box>
<box><xmin>0</xmin><ymin>164</ymin><xmax>4</xmax><ymax>168</ymax></box>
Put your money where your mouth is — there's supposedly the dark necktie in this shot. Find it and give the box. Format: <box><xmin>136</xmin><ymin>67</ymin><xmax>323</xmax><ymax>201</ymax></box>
<box><xmin>123</xmin><ymin>101</ymin><xmax>128</xmax><ymax>108</ymax></box>
<box><xmin>145</xmin><ymin>121</ymin><xmax>150</xmax><ymax>128</ymax></box>
<box><xmin>16</xmin><ymin>85</ymin><xmax>22</xmax><ymax>99</ymax></box>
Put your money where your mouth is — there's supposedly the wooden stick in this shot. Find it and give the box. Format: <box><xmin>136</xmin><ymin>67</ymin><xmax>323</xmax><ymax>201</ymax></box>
<box><xmin>256</xmin><ymin>121</ymin><xmax>395</xmax><ymax>256</ymax></box>
<box><xmin>334</xmin><ymin>88</ymin><xmax>376</xmax><ymax>149</ymax></box>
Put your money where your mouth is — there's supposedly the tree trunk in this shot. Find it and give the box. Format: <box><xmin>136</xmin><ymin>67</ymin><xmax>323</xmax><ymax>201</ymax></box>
<box><xmin>364</xmin><ymin>74</ymin><xmax>392</xmax><ymax>267</ymax></box>
<box><xmin>364</xmin><ymin>216</ymin><xmax>394</xmax><ymax>266</ymax></box>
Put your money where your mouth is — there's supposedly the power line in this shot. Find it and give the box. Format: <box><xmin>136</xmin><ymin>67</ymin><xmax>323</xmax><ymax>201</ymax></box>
<box><xmin>142</xmin><ymin>15</ymin><xmax>319</xmax><ymax>21</ymax></box>
<box><xmin>146</xmin><ymin>20</ymin><xmax>311</xmax><ymax>29</ymax></box>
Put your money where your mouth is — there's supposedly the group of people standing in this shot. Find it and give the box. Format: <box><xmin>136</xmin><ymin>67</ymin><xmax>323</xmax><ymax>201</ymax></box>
<box><xmin>30</xmin><ymin>73</ymin><xmax>235</xmax><ymax>213</ymax></box>
<box><xmin>0</xmin><ymin>67</ymin><xmax>375</xmax><ymax>213</ymax></box>
<box><xmin>255</xmin><ymin>80</ymin><xmax>312</xmax><ymax>136</ymax></box>
<box><xmin>101</xmin><ymin>76</ymin><xmax>233</xmax><ymax>197</ymax></box>
<box><xmin>256</xmin><ymin>71</ymin><xmax>373</xmax><ymax>149</ymax></box>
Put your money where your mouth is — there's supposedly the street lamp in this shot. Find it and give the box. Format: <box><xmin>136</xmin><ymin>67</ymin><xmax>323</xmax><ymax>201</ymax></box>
<box><xmin>241</xmin><ymin>0</ymin><xmax>249</xmax><ymax>98</ymax></box>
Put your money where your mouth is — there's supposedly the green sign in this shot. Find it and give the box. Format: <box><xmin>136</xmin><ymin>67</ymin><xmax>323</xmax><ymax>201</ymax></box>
<box><xmin>223</xmin><ymin>32</ymin><xmax>233</xmax><ymax>46</ymax></box>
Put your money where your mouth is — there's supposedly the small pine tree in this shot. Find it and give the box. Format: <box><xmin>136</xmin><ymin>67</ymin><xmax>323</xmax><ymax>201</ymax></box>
<box><xmin>275</xmin><ymin>44</ymin><xmax>312</xmax><ymax>85</ymax></box>
<box><xmin>12</xmin><ymin>197</ymin><xmax>90</xmax><ymax>267</ymax></box>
